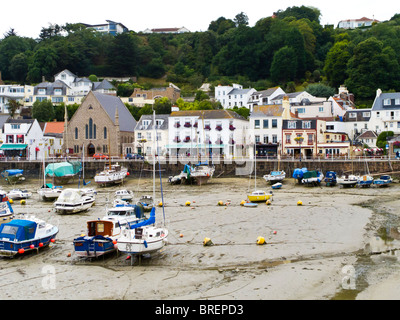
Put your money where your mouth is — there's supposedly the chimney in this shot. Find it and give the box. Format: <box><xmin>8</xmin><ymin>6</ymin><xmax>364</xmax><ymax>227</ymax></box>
<box><xmin>376</xmin><ymin>88</ymin><xmax>382</xmax><ymax>97</ymax></box>
<box><xmin>42</xmin><ymin>76</ymin><xmax>46</xmax><ymax>82</ymax></box>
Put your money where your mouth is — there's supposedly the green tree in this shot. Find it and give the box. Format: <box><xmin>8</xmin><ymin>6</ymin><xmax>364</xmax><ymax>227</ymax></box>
<box><xmin>32</xmin><ymin>99</ymin><xmax>55</xmax><ymax>122</ymax></box>
<box><xmin>6</xmin><ymin>99</ymin><xmax>22</xmax><ymax>118</ymax></box>
<box><xmin>345</xmin><ymin>38</ymin><xmax>400</xmax><ymax>99</ymax></box>
<box><xmin>270</xmin><ymin>46</ymin><xmax>298</xmax><ymax>83</ymax></box>
<box><xmin>305</xmin><ymin>83</ymin><xmax>336</xmax><ymax>98</ymax></box>
<box><xmin>27</xmin><ymin>46</ymin><xmax>59</xmax><ymax>82</ymax></box>
<box><xmin>324</xmin><ymin>39</ymin><xmax>351</xmax><ymax>88</ymax></box>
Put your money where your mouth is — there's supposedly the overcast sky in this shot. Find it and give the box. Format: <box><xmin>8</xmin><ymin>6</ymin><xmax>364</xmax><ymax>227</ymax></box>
<box><xmin>1</xmin><ymin>0</ymin><xmax>398</xmax><ymax>39</ymax></box>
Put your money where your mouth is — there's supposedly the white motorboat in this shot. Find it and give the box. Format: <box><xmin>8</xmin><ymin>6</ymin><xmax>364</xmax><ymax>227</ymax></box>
<box><xmin>189</xmin><ymin>163</ymin><xmax>215</xmax><ymax>185</ymax></box>
<box><xmin>0</xmin><ymin>191</ymin><xmax>14</xmax><ymax>226</ymax></box>
<box><xmin>169</xmin><ymin>163</ymin><xmax>214</xmax><ymax>185</ymax></box>
<box><xmin>0</xmin><ymin>215</ymin><xmax>58</xmax><ymax>256</ymax></box>
<box><xmin>116</xmin><ymin>208</ymin><xmax>168</xmax><ymax>256</ymax></box>
<box><xmin>263</xmin><ymin>170</ymin><xmax>286</xmax><ymax>184</ymax></box>
<box><xmin>38</xmin><ymin>183</ymin><xmax>63</xmax><ymax>201</ymax></box>
<box><xmin>7</xmin><ymin>189</ymin><xmax>32</xmax><ymax>200</ymax></box>
<box><xmin>73</xmin><ymin>202</ymin><xmax>147</xmax><ymax>258</ymax></box>
<box><xmin>137</xmin><ymin>195</ymin><xmax>154</xmax><ymax>212</ymax></box>
<box><xmin>54</xmin><ymin>188</ymin><xmax>95</xmax><ymax>214</ymax></box>
<box><xmin>94</xmin><ymin>163</ymin><xmax>128</xmax><ymax>186</ymax></box>
<box><xmin>337</xmin><ymin>174</ymin><xmax>359</xmax><ymax>188</ymax></box>
<box><xmin>302</xmin><ymin>170</ymin><xmax>324</xmax><ymax>186</ymax></box>
<box><xmin>115</xmin><ymin>189</ymin><xmax>134</xmax><ymax>202</ymax></box>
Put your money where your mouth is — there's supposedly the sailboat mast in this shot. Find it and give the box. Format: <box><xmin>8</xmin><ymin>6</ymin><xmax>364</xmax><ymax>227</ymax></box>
<box><xmin>153</xmin><ymin>110</ymin><xmax>156</xmax><ymax>202</ymax></box>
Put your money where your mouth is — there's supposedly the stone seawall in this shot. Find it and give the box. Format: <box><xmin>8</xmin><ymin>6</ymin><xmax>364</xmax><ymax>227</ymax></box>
<box><xmin>0</xmin><ymin>158</ymin><xmax>398</xmax><ymax>180</ymax></box>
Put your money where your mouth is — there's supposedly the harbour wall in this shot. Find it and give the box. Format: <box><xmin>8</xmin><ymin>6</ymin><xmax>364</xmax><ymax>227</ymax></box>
<box><xmin>0</xmin><ymin>159</ymin><xmax>399</xmax><ymax>180</ymax></box>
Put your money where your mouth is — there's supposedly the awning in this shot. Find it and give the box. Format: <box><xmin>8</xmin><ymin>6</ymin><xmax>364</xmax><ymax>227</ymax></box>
<box><xmin>0</xmin><ymin>144</ymin><xmax>28</xmax><ymax>150</ymax></box>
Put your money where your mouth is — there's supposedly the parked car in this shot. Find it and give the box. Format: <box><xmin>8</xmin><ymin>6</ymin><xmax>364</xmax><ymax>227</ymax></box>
<box><xmin>93</xmin><ymin>153</ymin><xmax>109</xmax><ymax>160</ymax></box>
<box><xmin>125</xmin><ymin>153</ymin><xmax>144</xmax><ymax>160</ymax></box>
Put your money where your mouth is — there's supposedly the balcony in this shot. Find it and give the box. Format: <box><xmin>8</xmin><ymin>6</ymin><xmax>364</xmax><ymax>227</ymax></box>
<box><xmin>174</xmin><ymin>123</ymin><xmax>181</xmax><ymax>128</ymax></box>
<box><xmin>229</xmin><ymin>139</ymin><xmax>235</xmax><ymax>144</ymax></box>
<box><xmin>193</xmin><ymin>122</ymin><xmax>198</xmax><ymax>128</ymax></box>
<box><xmin>204</xmin><ymin>125</ymin><xmax>211</xmax><ymax>130</ymax></box>
<box><xmin>229</xmin><ymin>125</ymin><xmax>236</xmax><ymax>131</ymax></box>
<box><xmin>184</xmin><ymin>122</ymin><xmax>192</xmax><ymax>128</ymax></box>
<box><xmin>215</xmin><ymin>139</ymin><xmax>223</xmax><ymax>145</ymax></box>
<box><xmin>215</xmin><ymin>125</ymin><xmax>222</xmax><ymax>131</ymax></box>
<box><xmin>173</xmin><ymin>137</ymin><xmax>181</xmax><ymax>143</ymax></box>
<box><xmin>183</xmin><ymin>136</ymin><xmax>191</xmax><ymax>143</ymax></box>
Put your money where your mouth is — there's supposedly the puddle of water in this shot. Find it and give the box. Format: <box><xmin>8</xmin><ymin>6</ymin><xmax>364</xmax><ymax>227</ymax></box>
<box><xmin>332</xmin><ymin>227</ymin><xmax>400</xmax><ymax>300</ymax></box>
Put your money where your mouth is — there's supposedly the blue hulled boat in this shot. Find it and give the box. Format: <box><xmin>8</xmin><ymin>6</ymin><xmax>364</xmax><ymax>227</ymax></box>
<box><xmin>0</xmin><ymin>216</ymin><xmax>58</xmax><ymax>256</ymax></box>
<box><xmin>73</xmin><ymin>203</ymin><xmax>147</xmax><ymax>258</ymax></box>
<box><xmin>292</xmin><ymin>168</ymin><xmax>308</xmax><ymax>184</ymax></box>
<box><xmin>324</xmin><ymin>171</ymin><xmax>337</xmax><ymax>187</ymax></box>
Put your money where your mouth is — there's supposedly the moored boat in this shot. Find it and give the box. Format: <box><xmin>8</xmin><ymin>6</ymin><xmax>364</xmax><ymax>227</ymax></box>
<box><xmin>358</xmin><ymin>175</ymin><xmax>374</xmax><ymax>188</ymax></box>
<box><xmin>337</xmin><ymin>174</ymin><xmax>359</xmax><ymax>188</ymax></box>
<box><xmin>0</xmin><ymin>191</ymin><xmax>14</xmax><ymax>226</ymax></box>
<box><xmin>271</xmin><ymin>182</ymin><xmax>282</xmax><ymax>189</ymax></box>
<box><xmin>302</xmin><ymin>170</ymin><xmax>324</xmax><ymax>186</ymax></box>
<box><xmin>94</xmin><ymin>163</ymin><xmax>128</xmax><ymax>187</ymax></box>
<box><xmin>7</xmin><ymin>189</ymin><xmax>32</xmax><ymax>200</ymax></box>
<box><xmin>373</xmin><ymin>175</ymin><xmax>393</xmax><ymax>187</ymax></box>
<box><xmin>263</xmin><ymin>170</ymin><xmax>286</xmax><ymax>184</ymax></box>
<box><xmin>73</xmin><ymin>203</ymin><xmax>146</xmax><ymax>258</ymax></box>
<box><xmin>45</xmin><ymin>161</ymin><xmax>81</xmax><ymax>185</ymax></box>
<box><xmin>137</xmin><ymin>195</ymin><xmax>154</xmax><ymax>212</ymax></box>
<box><xmin>115</xmin><ymin>189</ymin><xmax>134</xmax><ymax>202</ymax></box>
<box><xmin>54</xmin><ymin>188</ymin><xmax>95</xmax><ymax>214</ymax></box>
<box><xmin>0</xmin><ymin>216</ymin><xmax>58</xmax><ymax>257</ymax></box>
<box><xmin>324</xmin><ymin>171</ymin><xmax>337</xmax><ymax>187</ymax></box>
<box><xmin>38</xmin><ymin>183</ymin><xmax>63</xmax><ymax>201</ymax></box>
<box><xmin>292</xmin><ymin>168</ymin><xmax>308</xmax><ymax>184</ymax></box>
<box><xmin>248</xmin><ymin>190</ymin><xmax>271</xmax><ymax>202</ymax></box>
<box><xmin>1</xmin><ymin>169</ymin><xmax>25</xmax><ymax>184</ymax></box>
<box><xmin>116</xmin><ymin>207</ymin><xmax>168</xmax><ymax>256</ymax></box>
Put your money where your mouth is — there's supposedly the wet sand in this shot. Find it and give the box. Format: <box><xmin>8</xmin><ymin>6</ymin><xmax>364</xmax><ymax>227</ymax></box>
<box><xmin>0</xmin><ymin>176</ymin><xmax>399</xmax><ymax>300</ymax></box>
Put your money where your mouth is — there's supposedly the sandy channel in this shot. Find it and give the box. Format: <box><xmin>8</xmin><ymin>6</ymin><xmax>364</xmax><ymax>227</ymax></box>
<box><xmin>0</xmin><ymin>176</ymin><xmax>398</xmax><ymax>300</ymax></box>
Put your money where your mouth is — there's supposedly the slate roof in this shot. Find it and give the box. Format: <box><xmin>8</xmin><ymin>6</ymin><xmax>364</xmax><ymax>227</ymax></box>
<box><xmin>92</xmin><ymin>92</ymin><xmax>137</xmax><ymax>132</ymax></box>
<box><xmin>135</xmin><ymin>114</ymin><xmax>169</xmax><ymax>131</ymax></box>
<box><xmin>372</xmin><ymin>92</ymin><xmax>400</xmax><ymax>111</ymax></box>
<box><xmin>250</xmin><ymin>105</ymin><xmax>283</xmax><ymax>117</ymax></box>
<box><xmin>0</xmin><ymin>115</ymin><xmax>10</xmax><ymax>130</ymax></box>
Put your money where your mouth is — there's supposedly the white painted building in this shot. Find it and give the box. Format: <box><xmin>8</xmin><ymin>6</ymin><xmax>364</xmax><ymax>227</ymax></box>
<box><xmin>248</xmin><ymin>104</ymin><xmax>285</xmax><ymax>158</ymax></box>
<box><xmin>0</xmin><ymin>119</ymin><xmax>45</xmax><ymax>160</ymax></box>
<box><xmin>370</xmin><ymin>89</ymin><xmax>400</xmax><ymax>135</ymax></box>
<box><xmin>133</xmin><ymin>114</ymin><xmax>169</xmax><ymax>156</ymax></box>
<box><xmin>0</xmin><ymin>84</ymin><xmax>34</xmax><ymax>113</ymax></box>
<box><xmin>82</xmin><ymin>20</ymin><xmax>128</xmax><ymax>35</ymax></box>
<box><xmin>167</xmin><ymin>109</ymin><xmax>249</xmax><ymax>160</ymax></box>
<box><xmin>215</xmin><ymin>83</ymin><xmax>256</xmax><ymax>110</ymax></box>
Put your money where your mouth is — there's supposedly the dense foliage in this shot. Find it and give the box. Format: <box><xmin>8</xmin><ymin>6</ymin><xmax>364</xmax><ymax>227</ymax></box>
<box><xmin>1</xmin><ymin>6</ymin><xmax>400</xmax><ymax>106</ymax></box>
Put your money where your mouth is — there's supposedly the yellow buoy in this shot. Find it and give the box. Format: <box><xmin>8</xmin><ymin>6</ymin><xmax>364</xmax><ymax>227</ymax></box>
<box><xmin>240</xmin><ymin>200</ymin><xmax>246</xmax><ymax>206</ymax></box>
<box><xmin>256</xmin><ymin>236</ymin><xmax>265</xmax><ymax>245</ymax></box>
<box><xmin>20</xmin><ymin>200</ymin><xmax>26</xmax><ymax>205</ymax></box>
<box><xmin>297</xmin><ymin>200</ymin><xmax>303</xmax><ymax>206</ymax></box>
<box><xmin>158</xmin><ymin>202</ymin><xmax>163</xmax><ymax>207</ymax></box>
<box><xmin>266</xmin><ymin>200</ymin><xmax>271</xmax><ymax>205</ymax></box>
<box><xmin>203</xmin><ymin>237</ymin><xmax>213</xmax><ymax>246</ymax></box>
<box><xmin>217</xmin><ymin>200</ymin><xmax>224</xmax><ymax>206</ymax></box>
<box><xmin>8</xmin><ymin>199</ymin><xmax>13</xmax><ymax>204</ymax></box>
<box><xmin>185</xmin><ymin>201</ymin><xmax>191</xmax><ymax>206</ymax></box>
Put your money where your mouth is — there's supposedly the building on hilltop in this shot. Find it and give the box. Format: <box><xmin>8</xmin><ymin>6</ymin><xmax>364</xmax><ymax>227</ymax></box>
<box><xmin>142</xmin><ymin>27</ymin><xmax>190</xmax><ymax>34</ymax></box>
<box><xmin>337</xmin><ymin>17</ymin><xmax>379</xmax><ymax>29</ymax></box>
<box><xmin>81</xmin><ymin>20</ymin><xmax>128</xmax><ymax>35</ymax></box>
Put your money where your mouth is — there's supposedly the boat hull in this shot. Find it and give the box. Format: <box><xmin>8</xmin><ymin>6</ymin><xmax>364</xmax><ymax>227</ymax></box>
<box><xmin>117</xmin><ymin>235</ymin><xmax>168</xmax><ymax>255</ymax></box>
<box><xmin>247</xmin><ymin>194</ymin><xmax>271</xmax><ymax>202</ymax></box>
<box><xmin>74</xmin><ymin>237</ymin><xmax>116</xmax><ymax>258</ymax></box>
<box><xmin>54</xmin><ymin>199</ymin><xmax>95</xmax><ymax>214</ymax></box>
<box><xmin>0</xmin><ymin>229</ymin><xmax>58</xmax><ymax>257</ymax></box>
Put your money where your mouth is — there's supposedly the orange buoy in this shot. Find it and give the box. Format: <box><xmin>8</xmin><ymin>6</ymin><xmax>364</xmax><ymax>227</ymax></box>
<box><xmin>18</xmin><ymin>248</ymin><xmax>24</xmax><ymax>254</ymax></box>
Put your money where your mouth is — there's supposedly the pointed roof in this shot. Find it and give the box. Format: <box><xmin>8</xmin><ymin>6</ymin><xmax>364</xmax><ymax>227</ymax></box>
<box><xmin>92</xmin><ymin>92</ymin><xmax>136</xmax><ymax>132</ymax></box>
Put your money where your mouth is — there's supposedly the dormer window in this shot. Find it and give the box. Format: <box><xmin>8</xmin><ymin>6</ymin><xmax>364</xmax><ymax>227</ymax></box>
<box><xmin>384</xmin><ymin>99</ymin><xmax>391</xmax><ymax>106</ymax></box>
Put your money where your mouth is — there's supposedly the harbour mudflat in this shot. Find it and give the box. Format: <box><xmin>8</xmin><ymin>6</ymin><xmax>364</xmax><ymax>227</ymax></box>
<box><xmin>0</xmin><ymin>177</ymin><xmax>398</xmax><ymax>300</ymax></box>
